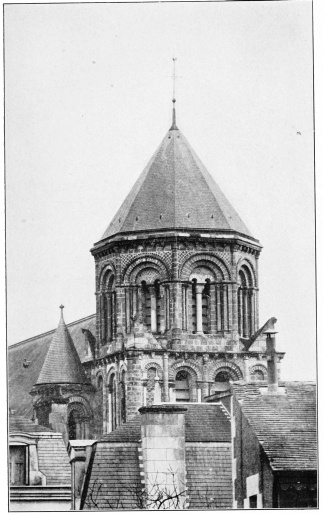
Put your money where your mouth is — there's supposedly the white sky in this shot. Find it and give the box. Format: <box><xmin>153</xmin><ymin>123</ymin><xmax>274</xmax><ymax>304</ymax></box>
<box><xmin>5</xmin><ymin>0</ymin><xmax>316</xmax><ymax>381</ymax></box>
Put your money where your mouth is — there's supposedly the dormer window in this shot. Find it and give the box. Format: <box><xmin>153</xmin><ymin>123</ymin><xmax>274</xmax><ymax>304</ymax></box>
<box><xmin>9</xmin><ymin>445</ymin><xmax>28</xmax><ymax>485</ymax></box>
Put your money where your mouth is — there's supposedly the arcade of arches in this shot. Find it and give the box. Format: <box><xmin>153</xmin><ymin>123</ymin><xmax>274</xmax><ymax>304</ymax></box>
<box><xmin>98</xmin><ymin>256</ymin><xmax>258</xmax><ymax>344</ymax></box>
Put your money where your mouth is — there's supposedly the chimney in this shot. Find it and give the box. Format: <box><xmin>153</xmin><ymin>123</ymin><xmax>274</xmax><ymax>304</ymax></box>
<box><xmin>68</xmin><ymin>440</ymin><xmax>96</xmax><ymax>510</ymax></box>
<box><xmin>139</xmin><ymin>405</ymin><xmax>187</xmax><ymax>509</ymax></box>
<box><xmin>264</xmin><ymin>322</ymin><xmax>278</xmax><ymax>394</ymax></box>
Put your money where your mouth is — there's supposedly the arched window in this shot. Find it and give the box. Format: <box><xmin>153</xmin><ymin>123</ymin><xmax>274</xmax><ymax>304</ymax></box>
<box><xmin>215</xmin><ymin>371</ymin><xmax>231</xmax><ymax>383</ymax></box>
<box><xmin>119</xmin><ymin>370</ymin><xmax>126</xmax><ymax>424</ymax></box>
<box><xmin>252</xmin><ymin>370</ymin><xmax>265</xmax><ymax>381</ymax></box>
<box><xmin>175</xmin><ymin>371</ymin><xmax>190</xmax><ymax>402</ymax></box>
<box><xmin>189</xmin><ymin>271</ymin><xmax>213</xmax><ymax>334</ymax></box>
<box><xmin>68</xmin><ymin>410</ymin><xmax>77</xmax><ymax>440</ymax></box>
<box><xmin>101</xmin><ymin>272</ymin><xmax>116</xmax><ymax>344</ymax></box>
<box><xmin>108</xmin><ymin>373</ymin><xmax>117</xmax><ymax>431</ymax></box>
<box><xmin>68</xmin><ymin>404</ymin><xmax>89</xmax><ymax>440</ymax></box>
<box><xmin>238</xmin><ymin>266</ymin><xmax>255</xmax><ymax>338</ymax></box>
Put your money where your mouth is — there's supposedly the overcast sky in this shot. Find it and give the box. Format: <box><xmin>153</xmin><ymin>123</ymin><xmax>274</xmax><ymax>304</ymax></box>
<box><xmin>5</xmin><ymin>0</ymin><xmax>315</xmax><ymax>381</ymax></box>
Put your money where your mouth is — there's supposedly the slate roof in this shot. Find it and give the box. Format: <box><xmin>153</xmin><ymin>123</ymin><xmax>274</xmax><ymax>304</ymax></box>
<box><xmin>8</xmin><ymin>314</ymin><xmax>95</xmax><ymax>418</ymax></box>
<box><xmin>98</xmin><ymin>403</ymin><xmax>231</xmax><ymax>443</ymax></box>
<box><xmin>82</xmin><ymin>444</ymin><xmax>142</xmax><ymax>510</ymax></box>
<box><xmin>186</xmin><ymin>444</ymin><xmax>232</xmax><ymax>509</ymax></box>
<box><xmin>97</xmin><ymin>120</ymin><xmax>256</xmax><ymax>244</ymax></box>
<box><xmin>9</xmin><ymin>414</ymin><xmax>53</xmax><ymax>433</ymax></box>
<box><xmin>237</xmin><ymin>382</ymin><xmax>317</xmax><ymax>472</ymax></box>
<box><xmin>9</xmin><ymin>414</ymin><xmax>71</xmax><ymax>486</ymax></box>
<box><xmin>83</xmin><ymin>403</ymin><xmax>232</xmax><ymax>509</ymax></box>
<box><xmin>36</xmin><ymin>309</ymin><xmax>90</xmax><ymax>386</ymax></box>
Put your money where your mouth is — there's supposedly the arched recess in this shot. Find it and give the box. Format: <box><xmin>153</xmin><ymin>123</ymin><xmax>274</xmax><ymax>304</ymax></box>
<box><xmin>249</xmin><ymin>364</ymin><xmax>268</xmax><ymax>381</ymax></box>
<box><xmin>180</xmin><ymin>253</ymin><xmax>231</xmax><ymax>282</ymax></box>
<box><xmin>99</xmin><ymin>265</ymin><xmax>117</xmax><ymax>344</ymax></box>
<box><xmin>119</xmin><ymin>370</ymin><xmax>126</xmax><ymax>424</ymax></box>
<box><xmin>180</xmin><ymin>254</ymin><xmax>231</xmax><ymax>334</ymax></box>
<box><xmin>67</xmin><ymin>401</ymin><xmax>91</xmax><ymax>440</ymax></box>
<box><xmin>170</xmin><ymin>362</ymin><xmax>201</xmax><ymax>403</ymax></box>
<box><xmin>237</xmin><ymin>261</ymin><xmax>256</xmax><ymax>338</ymax></box>
<box><xmin>209</xmin><ymin>361</ymin><xmax>243</xmax><ymax>382</ymax></box>
<box><xmin>107</xmin><ymin>371</ymin><xmax>117</xmax><ymax>431</ymax></box>
<box><xmin>123</xmin><ymin>257</ymin><xmax>170</xmax><ymax>335</ymax></box>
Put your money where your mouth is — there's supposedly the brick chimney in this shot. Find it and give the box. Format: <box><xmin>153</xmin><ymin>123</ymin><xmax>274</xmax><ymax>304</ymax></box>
<box><xmin>139</xmin><ymin>405</ymin><xmax>187</xmax><ymax>509</ymax></box>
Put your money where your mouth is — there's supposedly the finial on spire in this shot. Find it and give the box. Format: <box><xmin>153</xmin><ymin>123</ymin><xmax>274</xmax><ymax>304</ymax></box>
<box><xmin>170</xmin><ymin>57</ymin><xmax>179</xmax><ymax>130</ymax></box>
<box><xmin>59</xmin><ymin>304</ymin><xmax>65</xmax><ymax>319</ymax></box>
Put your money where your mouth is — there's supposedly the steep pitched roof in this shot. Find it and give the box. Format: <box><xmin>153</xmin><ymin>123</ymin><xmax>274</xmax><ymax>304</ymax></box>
<box><xmin>8</xmin><ymin>314</ymin><xmax>96</xmax><ymax>417</ymax></box>
<box><xmin>238</xmin><ymin>382</ymin><xmax>317</xmax><ymax>472</ymax></box>
<box><xmin>98</xmin><ymin>120</ymin><xmax>255</xmax><ymax>243</ymax></box>
<box><xmin>36</xmin><ymin>308</ymin><xmax>90</xmax><ymax>386</ymax></box>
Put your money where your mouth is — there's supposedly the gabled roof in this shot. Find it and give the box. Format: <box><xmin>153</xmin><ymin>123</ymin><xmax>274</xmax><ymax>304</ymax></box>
<box><xmin>236</xmin><ymin>382</ymin><xmax>317</xmax><ymax>472</ymax></box>
<box><xmin>97</xmin><ymin>118</ymin><xmax>255</xmax><ymax>244</ymax></box>
<box><xmin>8</xmin><ymin>314</ymin><xmax>95</xmax><ymax>417</ymax></box>
<box><xmin>35</xmin><ymin>308</ymin><xmax>90</xmax><ymax>386</ymax></box>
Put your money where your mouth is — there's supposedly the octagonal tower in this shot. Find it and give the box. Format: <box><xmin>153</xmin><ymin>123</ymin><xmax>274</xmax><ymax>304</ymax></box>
<box><xmin>90</xmin><ymin>104</ymin><xmax>282</xmax><ymax>431</ymax></box>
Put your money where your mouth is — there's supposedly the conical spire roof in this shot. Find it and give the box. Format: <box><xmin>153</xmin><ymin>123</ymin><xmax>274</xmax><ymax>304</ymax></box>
<box><xmin>98</xmin><ymin>112</ymin><xmax>255</xmax><ymax>244</ymax></box>
<box><xmin>36</xmin><ymin>306</ymin><xmax>89</xmax><ymax>386</ymax></box>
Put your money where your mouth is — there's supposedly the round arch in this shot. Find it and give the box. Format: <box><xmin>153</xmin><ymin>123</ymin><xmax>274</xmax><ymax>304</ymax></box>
<box><xmin>123</xmin><ymin>256</ymin><xmax>170</xmax><ymax>285</ymax></box>
<box><xmin>249</xmin><ymin>364</ymin><xmax>268</xmax><ymax>381</ymax></box>
<box><xmin>99</xmin><ymin>262</ymin><xmax>117</xmax><ymax>291</ymax></box>
<box><xmin>180</xmin><ymin>253</ymin><xmax>231</xmax><ymax>282</ymax></box>
<box><xmin>208</xmin><ymin>361</ymin><xmax>243</xmax><ymax>382</ymax></box>
<box><xmin>237</xmin><ymin>258</ymin><xmax>257</xmax><ymax>288</ymax></box>
<box><xmin>169</xmin><ymin>361</ymin><xmax>202</xmax><ymax>382</ymax></box>
<box><xmin>144</xmin><ymin>361</ymin><xmax>164</xmax><ymax>380</ymax></box>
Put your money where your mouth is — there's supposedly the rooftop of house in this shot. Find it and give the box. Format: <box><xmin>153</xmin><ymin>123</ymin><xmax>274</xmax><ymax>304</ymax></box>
<box><xmin>82</xmin><ymin>402</ymin><xmax>232</xmax><ymax>510</ymax></box>
<box><xmin>95</xmin><ymin>110</ymin><xmax>257</xmax><ymax>246</ymax></box>
<box><xmin>233</xmin><ymin>381</ymin><xmax>317</xmax><ymax>472</ymax></box>
<box><xmin>8</xmin><ymin>314</ymin><xmax>95</xmax><ymax>418</ymax></box>
<box><xmin>9</xmin><ymin>413</ymin><xmax>53</xmax><ymax>433</ymax></box>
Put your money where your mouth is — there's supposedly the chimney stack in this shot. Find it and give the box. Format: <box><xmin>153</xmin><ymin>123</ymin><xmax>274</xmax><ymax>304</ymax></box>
<box><xmin>264</xmin><ymin>321</ymin><xmax>278</xmax><ymax>394</ymax></box>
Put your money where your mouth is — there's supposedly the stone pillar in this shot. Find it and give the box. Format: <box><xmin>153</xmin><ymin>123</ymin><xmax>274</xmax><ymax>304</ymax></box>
<box><xmin>68</xmin><ymin>441</ymin><xmax>96</xmax><ymax>510</ymax></box>
<box><xmin>150</xmin><ymin>286</ymin><xmax>157</xmax><ymax>333</ymax></box>
<box><xmin>243</xmin><ymin>355</ymin><xmax>250</xmax><ymax>382</ymax></box>
<box><xmin>163</xmin><ymin>352</ymin><xmax>169</xmax><ymax>402</ymax></box>
<box><xmin>243</xmin><ymin>289</ymin><xmax>248</xmax><ymax>337</ymax></box>
<box><xmin>195</xmin><ymin>284</ymin><xmax>204</xmax><ymax>334</ymax></box>
<box><xmin>139</xmin><ymin>405</ymin><xmax>187</xmax><ymax>509</ymax></box>
<box><xmin>126</xmin><ymin>350</ymin><xmax>143</xmax><ymax>419</ymax></box>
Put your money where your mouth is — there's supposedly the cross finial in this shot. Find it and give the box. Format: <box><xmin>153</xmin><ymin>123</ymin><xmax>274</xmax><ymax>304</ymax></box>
<box><xmin>59</xmin><ymin>304</ymin><xmax>64</xmax><ymax>319</ymax></box>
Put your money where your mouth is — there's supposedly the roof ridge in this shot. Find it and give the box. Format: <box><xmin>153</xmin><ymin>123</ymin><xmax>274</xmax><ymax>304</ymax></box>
<box><xmin>9</xmin><ymin>313</ymin><xmax>96</xmax><ymax>349</ymax></box>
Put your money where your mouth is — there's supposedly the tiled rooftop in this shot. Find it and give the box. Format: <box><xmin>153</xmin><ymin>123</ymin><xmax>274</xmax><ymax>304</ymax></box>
<box><xmin>236</xmin><ymin>381</ymin><xmax>317</xmax><ymax>472</ymax></box>
<box><xmin>98</xmin><ymin>124</ymin><xmax>255</xmax><ymax>243</ymax></box>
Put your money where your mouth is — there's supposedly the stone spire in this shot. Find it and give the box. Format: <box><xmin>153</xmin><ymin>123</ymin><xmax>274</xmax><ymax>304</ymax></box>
<box><xmin>36</xmin><ymin>306</ymin><xmax>89</xmax><ymax>385</ymax></box>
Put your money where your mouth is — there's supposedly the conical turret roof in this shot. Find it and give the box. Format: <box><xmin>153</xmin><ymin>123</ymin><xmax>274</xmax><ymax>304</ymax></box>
<box><xmin>98</xmin><ymin>114</ymin><xmax>255</xmax><ymax>244</ymax></box>
<box><xmin>36</xmin><ymin>307</ymin><xmax>90</xmax><ymax>386</ymax></box>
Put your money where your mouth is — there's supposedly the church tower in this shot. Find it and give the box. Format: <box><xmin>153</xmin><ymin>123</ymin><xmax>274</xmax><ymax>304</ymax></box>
<box><xmin>90</xmin><ymin>100</ymin><xmax>284</xmax><ymax>432</ymax></box>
